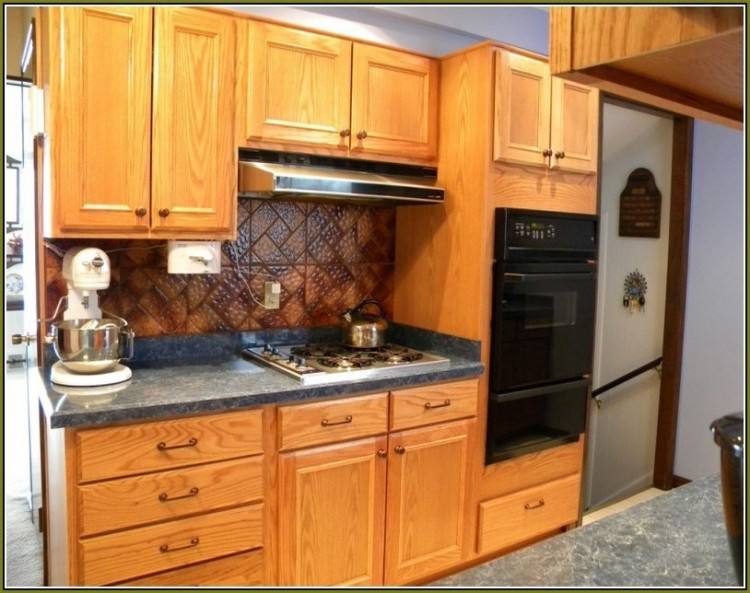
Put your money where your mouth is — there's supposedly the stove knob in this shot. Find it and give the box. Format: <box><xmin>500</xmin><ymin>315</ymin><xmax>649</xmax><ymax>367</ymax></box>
<box><xmin>287</xmin><ymin>355</ymin><xmax>297</xmax><ymax>367</ymax></box>
<box><xmin>271</xmin><ymin>346</ymin><xmax>280</xmax><ymax>356</ymax></box>
<box><xmin>263</xmin><ymin>344</ymin><xmax>272</xmax><ymax>353</ymax></box>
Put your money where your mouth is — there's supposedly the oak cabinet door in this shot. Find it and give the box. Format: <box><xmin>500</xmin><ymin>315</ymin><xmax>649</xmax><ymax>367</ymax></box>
<box><xmin>550</xmin><ymin>78</ymin><xmax>599</xmax><ymax>174</ymax></box>
<box><xmin>51</xmin><ymin>7</ymin><xmax>152</xmax><ymax>233</ymax></box>
<box><xmin>494</xmin><ymin>49</ymin><xmax>551</xmax><ymax>167</ymax></box>
<box><xmin>243</xmin><ymin>22</ymin><xmax>352</xmax><ymax>150</ymax></box>
<box><xmin>151</xmin><ymin>8</ymin><xmax>236</xmax><ymax>235</ymax></box>
<box><xmin>350</xmin><ymin>44</ymin><xmax>438</xmax><ymax>161</ymax></box>
<box><xmin>384</xmin><ymin>420</ymin><xmax>470</xmax><ymax>585</ymax></box>
<box><xmin>278</xmin><ymin>436</ymin><xmax>387</xmax><ymax>586</ymax></box>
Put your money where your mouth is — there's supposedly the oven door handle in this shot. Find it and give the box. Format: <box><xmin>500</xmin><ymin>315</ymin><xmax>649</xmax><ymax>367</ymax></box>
<box><xmin>490</xmin><ymin>377</ymin><xmax>591</xmax><ymax>403</ymax></box>
<box><xmin>503</xmin><ymin>272</ymin><xmax>594</xmax><ymax>282</ymax></box>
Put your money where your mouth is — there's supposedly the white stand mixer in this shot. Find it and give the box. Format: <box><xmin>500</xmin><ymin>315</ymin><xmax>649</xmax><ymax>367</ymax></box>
<box><xmin>47</xmin><ymin>247</ymin><xmax>134</xmax><ymax>387</ymax></box>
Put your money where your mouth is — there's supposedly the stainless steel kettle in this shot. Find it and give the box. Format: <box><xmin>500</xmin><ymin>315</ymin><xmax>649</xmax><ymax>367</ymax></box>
<box><xmin>341</xmin><ymin>299</ymin><xmax>388</xmax><ymax>348</ymax></box>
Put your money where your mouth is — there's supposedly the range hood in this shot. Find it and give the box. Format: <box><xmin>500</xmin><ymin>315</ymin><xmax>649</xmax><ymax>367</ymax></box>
<box><xmin>238</xmin><ymin>149</ymin><xmax>444</xmax><ymax>205</ymax></box>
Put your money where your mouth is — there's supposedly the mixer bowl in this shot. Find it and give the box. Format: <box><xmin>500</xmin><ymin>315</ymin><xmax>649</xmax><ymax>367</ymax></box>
<box><xmin>49</xmin><ymin>318</ymin><xmax>134</xmax><ymax>374</ymax></box>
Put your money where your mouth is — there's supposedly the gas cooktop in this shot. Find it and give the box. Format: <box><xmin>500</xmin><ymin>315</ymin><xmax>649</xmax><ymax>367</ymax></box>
<box><xmin>242</xmin><ymin>343</ymin><xmax>449</xmax><ymax>385</ymax></box>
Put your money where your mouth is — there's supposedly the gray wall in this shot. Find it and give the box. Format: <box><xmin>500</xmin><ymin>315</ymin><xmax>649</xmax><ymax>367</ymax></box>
<box><xmin>674</xmin><ymin>121</ymin><xmax>744</xmax><ymax>479</ymax></box>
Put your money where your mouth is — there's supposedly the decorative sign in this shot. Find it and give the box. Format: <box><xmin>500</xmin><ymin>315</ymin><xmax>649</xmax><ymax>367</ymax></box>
<box><xmin>623</xmin><ymin>269</ymin><xmax>648</xmax><ymax>313</ymax></box>
<box><xmin>618</xmin><ymin>168</ymin><xmax>661</xmax><ymax>238</ymax></box>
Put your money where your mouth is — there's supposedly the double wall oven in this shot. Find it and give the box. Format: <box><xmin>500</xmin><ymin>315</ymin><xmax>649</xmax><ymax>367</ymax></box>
<box><xmin>486</xmin><ymin>208</ymin><xmax>597</xmax><ymax>464</ymax></box>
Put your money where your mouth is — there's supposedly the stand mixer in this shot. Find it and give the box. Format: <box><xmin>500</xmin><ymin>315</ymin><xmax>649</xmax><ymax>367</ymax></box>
<box><xmin>46</xmin><ymin>247</ymin><xmax>134</xmax><ymax>387</ymax></box>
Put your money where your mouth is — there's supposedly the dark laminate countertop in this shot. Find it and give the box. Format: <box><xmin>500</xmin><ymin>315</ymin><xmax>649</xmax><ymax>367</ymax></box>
<box><xmin>435</xmin><ymin>475</ymin><xmax>738</xmax><ymax>588</ymax></box>
<box><xmin>36</xmin><ymin>324</ymin><xmax>483</xmax><ymax>429</ymax></box>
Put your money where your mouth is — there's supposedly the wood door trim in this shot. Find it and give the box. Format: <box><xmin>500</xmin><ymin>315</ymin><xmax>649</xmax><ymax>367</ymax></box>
<box><xmin>652</xmin><ymin>116</ymin><xmax>694</xmax><ymax>490</ymax></box>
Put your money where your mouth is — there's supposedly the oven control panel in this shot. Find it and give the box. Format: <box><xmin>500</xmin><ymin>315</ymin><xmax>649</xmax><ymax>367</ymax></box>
<box><xmin>513</xmin><ymin>221</ymin><xmax>557</xmax><ymax>241</ymax></box>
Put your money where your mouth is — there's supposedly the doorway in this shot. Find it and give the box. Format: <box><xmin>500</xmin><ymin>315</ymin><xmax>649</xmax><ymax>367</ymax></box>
<box><xmin>585</xmin><ymin>98</ymin><xmax>691</xmax><ymax>511</ymax></box>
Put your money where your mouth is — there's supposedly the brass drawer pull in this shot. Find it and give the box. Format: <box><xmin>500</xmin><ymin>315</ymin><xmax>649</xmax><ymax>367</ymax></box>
<box><xmin>542</xmin><ymin>148</ymin><xmax>553</xmax><ymax>157</ymax></box>
<box><xmin>339</xmin><ymin>128</ymin><xmax>351</xmax><ymax>138</ymax></box>
<box><xmin>424</xmin><ymin>399</ymin><xmax>451</xmax><ymax>410</ymax></box>
<box><xmin>156</xmin><ymin>437</ymin><xmax>198</xmax><ymax>451</ymax></box>
<box><xmin>158</xmin><ymin>208</ymin><xmax>170</xmax><ymax>217</ymax></box>
<box><xmin>159</xmin><ymin>537</ymin><xmax>199</xmax><ymax>553</ymax></box>
<box><xmin>356</xmin><ymin>130</ymin><xmax>368</xmax><ymax>140</ymax></box>
<box><xmin>377</xmin><ymin>448</ymin><xmax>387</xmax><ymax>458</ymax></box>
<box><xmin>394</xmin><ymin>445</ymin><xmax>405</xmax><ymax>454</ymax></box>
<box><xmin>321</xmin><ymin>415</ymin><xmax>353</xmax><ymax>427</ymax></box>
<box><xmin>524</xmin><ymin>499</ymin><xmax>545</xmax><ymax>510</ymax></box>
<box><xmin>554</xmin><ymin>151</ymin><xmax>566</xmax><ymax>159</ymax></box>
<box><xmin>159</xmin><ymin>486</ymin><xmax>199</xmax><ymax>502</ymax></box>
<box><xmin>134</xmin><ymin>207</ymin><xmax>147</xmax><ymax>217</ymax></box>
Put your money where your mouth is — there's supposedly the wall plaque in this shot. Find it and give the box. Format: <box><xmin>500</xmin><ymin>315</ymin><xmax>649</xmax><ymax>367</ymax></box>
<box><xmin>619</xmin><ymin>168</ymin><xmax>661</xmax><ymax>238</ymax></box>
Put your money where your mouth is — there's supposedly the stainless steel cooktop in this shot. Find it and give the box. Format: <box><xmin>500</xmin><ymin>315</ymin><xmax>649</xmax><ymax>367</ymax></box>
<box><xmin>242</xmin><ymin>343</ymin><xmax>449</xmax><ymax>385</ymax></box>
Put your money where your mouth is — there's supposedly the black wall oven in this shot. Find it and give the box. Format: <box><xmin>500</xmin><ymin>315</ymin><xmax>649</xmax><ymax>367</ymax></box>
<box><xmin>486</xmin><ymin>208</ymin><xmax>597</xmax><ymax>464</ymax></box>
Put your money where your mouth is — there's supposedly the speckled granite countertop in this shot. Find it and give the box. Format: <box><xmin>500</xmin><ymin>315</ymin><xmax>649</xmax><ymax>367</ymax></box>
<box><xmin>36</xmin><ymin>324</ymin><xmax>483</xmax><ymax>429</ymax></box>
<box><xmin>435</xmin><ymin>475</ymin><xmax>738</xmax><ymax>588</ymax></box>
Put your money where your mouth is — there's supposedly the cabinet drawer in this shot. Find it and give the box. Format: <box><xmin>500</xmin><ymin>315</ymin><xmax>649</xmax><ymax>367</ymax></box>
<box><xmin>278</xmin><ymin>393</ymin><xmax>388</xmax><ymax>451</ymax></box>
<box><xmin>76</xmin><ymin>410</ymin><xmax>264</xmax><ymax>483</ymax></box>
<box><xmin>478</xmin><ymin>473</ymin><xmax>580</xmax><ymax>555</ymax></box>
<box><xmin>79</xmin><ymin>456</ymin><xmax>264</xmax><ymax>536</ymax></box>
<box><xmin>390</xmin><ymin>380</ymin><xmax>478</xmax><ymax>431</ymax></box>
<box><xmin>79</xmin><ymin>504</ymin><xmax>264</xmax><ymax>585</ymax></box>
<box><xmin>120</xmin><ymin>549</ymin><xmax>265</xmax><ymax>586</ymax></box>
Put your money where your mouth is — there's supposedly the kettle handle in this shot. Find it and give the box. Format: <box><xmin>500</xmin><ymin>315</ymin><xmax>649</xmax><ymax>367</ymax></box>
<box><xmin>353</xmin><ymin>299</ymin><xmax>385</xmax><ymax>317</ymax></box>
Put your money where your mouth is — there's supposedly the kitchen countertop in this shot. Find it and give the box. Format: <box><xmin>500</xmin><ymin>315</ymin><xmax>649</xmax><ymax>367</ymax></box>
<box><xmin>435</xmin><ymin>475</ymin><xmax>738</xmax><ymax>588</ymax></box>
<box><xmin>36</xmin><ymin>324</ymin><xmax>483</xmax><ymax>429</ymax></box>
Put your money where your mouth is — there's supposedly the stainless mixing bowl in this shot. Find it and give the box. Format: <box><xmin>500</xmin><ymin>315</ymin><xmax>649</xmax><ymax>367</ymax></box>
<box><xmin>47</xmin><ymin>318</ymin><xmax>134</xmax><ymax>373</ymax></box>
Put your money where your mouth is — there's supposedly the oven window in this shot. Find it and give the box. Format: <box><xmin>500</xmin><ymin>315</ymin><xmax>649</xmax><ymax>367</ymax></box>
<box><xmin>507</xmin><ymin>291</ymin><xmax>578</xmax><ymax>329</ymax></box>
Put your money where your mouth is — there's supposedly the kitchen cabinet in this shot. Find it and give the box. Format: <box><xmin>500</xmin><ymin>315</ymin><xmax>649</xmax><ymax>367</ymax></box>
<box><xmin>384</xmin><ymin>419</ymin><xmax>471</xmax><ymax>584</ymax></box>
<box><xmin>238</xmin><ymin>22</ymin><xmax>439</xmax><ymax>162</ymax></box>
<box><xmin>278</xmin><ymin>436</ymin><xmax>387</xmax><ymax>586</ymax></box>
<box><xmin>351</xmin><ymin>43</ymin><xmax>439</xmax><ymax>160</ymax></box>
<box><xmin>494</xmin><ymin>49</ymin><xmax>599</xmax><ymax>174</ymax></box>
<box><xmin>243</xmin><ymin>21</ymin><xmax>352</xmax><ymax>150</ymax></box>
<box><xmin>40</xmin><ymin>7</ymin><xmax>237</xmax><ymax>238</ymax></box>
<box><xmin>151</xmin><ymin>7</ymin><xmax>236</xmax><ymax>235</ymax></box>
<box><xmin>44</xmin><ymin>6</ymin><xmax>152</xmax><ymax>234</ymax></box>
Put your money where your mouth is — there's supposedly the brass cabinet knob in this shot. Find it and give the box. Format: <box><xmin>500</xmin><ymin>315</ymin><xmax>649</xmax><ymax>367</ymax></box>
<box><xmin>356</xmin><ymin>130</ymin><xmax>368</xmax><ymax>140</ymax></box>
<box><xmin>135</xmin><ymin>207</ymin><xmax>147</xmax><ymax>217</ymax></box>
<box><xmin>339</xmin><ymin>128</ymin><xmax>351</xmax><ymax>138</ymax></box>
<box><xmin>377</xmin><ymin>448</ymin><xmax>387</xmax><ymax>458</ymax></box>
<box><xmin>158</xmin><ymin>208</ymin><xmax>170</xmax><ymax>218</ymax></box>
<box><xmin>394</xmin><ymin>445</ymin><xmax>405</xmax><ymax>455</ymax></box>
<box><xmin>555</xmin><ymin>151</ymin><xmax>566</xmax><ymax>159</ymax></box>
<box><xmin>542</xmin><ymin>148</ymin><xmax>553</xmax><ymax>157</ymax></box>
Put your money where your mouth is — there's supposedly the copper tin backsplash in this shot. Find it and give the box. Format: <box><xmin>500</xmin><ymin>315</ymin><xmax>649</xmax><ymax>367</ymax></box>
<box><xmin>45</xmin><ymin>200</ymin><xmax>395</xmax><ymax>337</ymax></box>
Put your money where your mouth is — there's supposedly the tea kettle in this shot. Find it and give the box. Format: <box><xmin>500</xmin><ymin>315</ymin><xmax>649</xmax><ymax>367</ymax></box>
<box><xmin>341</xmin><ymin>299</ymin><xmax>388</xmax><ymax>348</ymax></box>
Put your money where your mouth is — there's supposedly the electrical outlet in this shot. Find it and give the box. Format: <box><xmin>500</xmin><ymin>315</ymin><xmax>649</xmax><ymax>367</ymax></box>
<box><xmin>264</xmin><ymin>281</ymin><xmax>281</xmax><ymax>309</ymax></box>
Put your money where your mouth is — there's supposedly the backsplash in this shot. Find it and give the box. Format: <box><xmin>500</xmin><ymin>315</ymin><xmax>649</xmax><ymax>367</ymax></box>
<box><xmin>45</xmin><ymin>200</ymin><xmax>395</xmax><ymax>337</ymax></box>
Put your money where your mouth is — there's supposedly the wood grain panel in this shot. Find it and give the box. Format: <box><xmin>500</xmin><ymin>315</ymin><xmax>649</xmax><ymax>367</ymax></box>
<box><xmin>79</xmin><ymin>504</ymin><xmax>263</xmax><ymax>585</ymax></box>
<box><xmin>494</xmin><ymin>49</ymin><xmax>551</xmax><ymax>167</ymax></box>
<box><xmin>385</xmin><ymin>420</ymin><xmax>470</xmax><ymax>584</ymax></box>
<box><xmin>151</xmin><ymin>7</ymin><xmax>236</xmax><ymax>237</ymax></box>
<box><xmin>551</xmin><ymin>77</ymin><xmax>599</xmax><ymax>174</ymax></box>
<box><xmin>49</xmin><ymin>6</ymin><xmax>151</xmax><ymax>234</ymax></box>
<box><xmin>242</xmin><ymin>21</ymin><xmax>352</xmax><ymax>150</ymax></box>
<box><xmin>120</xmin><ymin>549</ymin><xmax>265</xmax><ymax>586</ymax></box>
<box><xmin>477</xmin><ymin>473</ymin><xmax>581</xmax><ymax>555</ymax></box>
<box><xmin>278</xmin><ymin>393</ymin><xmax>388</xmax><ymax>451</ymax></box>
<box><xmin>279</xmin><ymin>437</ymin><xmax>387</xmax><ymax>586</ymax></box>
<box><xmin>351</xmin><ymin>43</ymin><xmax>439</xmax><ymax>161</ymax></box>
<box><xmin>479</xmin><ymin>438</ymin><xmax>584</xmax><ymax>500</ymax></box>
<box><xmin>78</xmin><ymin>456</ymin><xmax>263</xmax><ymax>536</ymax></box>
<box><xmin>390</xmin><ymin>379</ymin><xmax>479</xmax><ymax>431</ymax></box>
<box><xmin>76</xmin><ymin>410</ymin><xmax>263</xmax><ymax>483</ymax></box>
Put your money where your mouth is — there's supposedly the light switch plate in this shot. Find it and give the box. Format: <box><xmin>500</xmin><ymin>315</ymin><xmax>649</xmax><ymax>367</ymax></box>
<box><xmin>167</xmin><ymin>241</ymin><xmax>221</xmax><ymax>274</ymax></box>
<box><xmin>264</xmin><ymin>281</ymin><xmax>281</xmax><ymax>309</ymax></box>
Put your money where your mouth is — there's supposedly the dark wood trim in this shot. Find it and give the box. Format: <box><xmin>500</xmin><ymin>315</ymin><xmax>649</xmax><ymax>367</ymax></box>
<box><xmin>672</xmin><ymin>474</ymin><xmax>692</xmax><ymax>487</ymax></box>
<box><xmin>653</xmin><ymin>116</ymin><xmax>694</xmax><ymax>490</ymax></box>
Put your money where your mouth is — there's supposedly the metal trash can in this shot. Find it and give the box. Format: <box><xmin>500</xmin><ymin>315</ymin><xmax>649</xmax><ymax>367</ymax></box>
<box><xmin>710</xmin><ymin>412</ymin><xmax>744</xmax><ymax>585</ymax></box>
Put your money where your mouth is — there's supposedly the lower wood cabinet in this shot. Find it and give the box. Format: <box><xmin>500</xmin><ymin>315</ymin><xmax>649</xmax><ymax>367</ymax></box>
<box><xmin>278</xmin><ymin>436</ymin><xmax>387</xmax><ymax>586</ymax></box>
<box><xmin>384</xmin><ymin>419</ymin><xmax>471</xmax><ymax>584</ymax></box>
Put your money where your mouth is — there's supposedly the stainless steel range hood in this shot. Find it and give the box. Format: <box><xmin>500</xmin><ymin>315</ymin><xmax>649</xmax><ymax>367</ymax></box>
<box><xmin>238</xmin><ymin>150</ymin><xmax>444</xmax><ymax>205</ymax></box>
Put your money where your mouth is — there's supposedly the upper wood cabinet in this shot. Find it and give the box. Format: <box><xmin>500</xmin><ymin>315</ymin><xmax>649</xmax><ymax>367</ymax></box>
<box><xmin>238</xmin><ymin>24</ymin><xmax>439</xmax><ymax>162</ymax></box>
<box><xmin>278</xmin><ymin>436</ymin><xmax>387</xmax><ymax>586</ymax></box>
<box><xmin>384</xmin><ymin>419</ymin><xmax>471</xmax><ymax>584</ymax></box>
<box><xmin>40</xmin><ymin>7</ymin><xmax>237</xmax><ymax>238</ymax></box>
<box><xmin>494</xmin><ymin>49</ymin><xmax>599</xmax><ymax>174</ymax></box>
<box><xmin>151</xmin><ymin>8</ymin><xmax>236</xmax><ymax>235</ymax></box>
<box><xmin>243</xmin><ymin>22</ymin><xmax>352</xmax><ymax>150</ymax></box>
<box><xmin>46</xmin><ymin>7</ymin><xmax>152</xmax><ymax>234</ymax></box>
<box><xmin>351</xmin><ymin>44</ymin><xmax>439</xmax><ymax>161</ymax></box>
